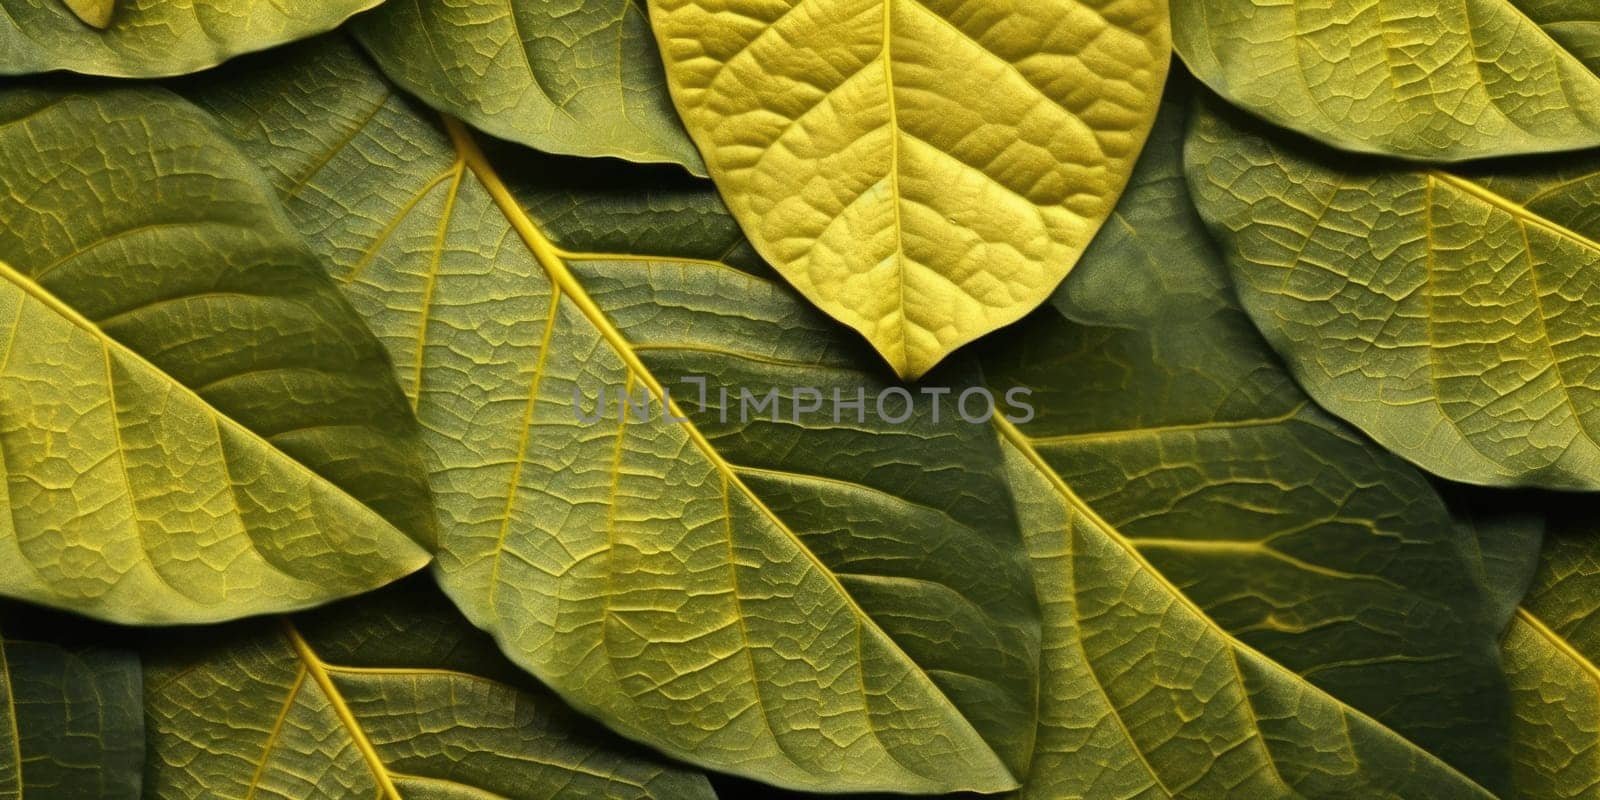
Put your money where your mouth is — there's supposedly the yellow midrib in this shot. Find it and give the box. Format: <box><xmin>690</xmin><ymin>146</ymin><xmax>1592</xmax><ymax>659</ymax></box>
<box><xmin>1517</xmin><ymin>606</ymin><xmax>1600</xmax><ymax>689</ymax></box>
<box><xmin>1430</xmin><ymin>171</ymin><xmax>1600</xmax><ymax>255</ymax></box>
<box><xmin>880</xmin><ymin>0</ymin><xmax>910</xmax><ymax>376</ymax></box>
<box><xmin>440</xmin><ymin>116</ymin><xmax>1006</xmax><ymax>778</ymax></box>
<box><xmin>282</xmin><ymin>621</ymin><xmax>403</xmax><ymax>800</ymax></box>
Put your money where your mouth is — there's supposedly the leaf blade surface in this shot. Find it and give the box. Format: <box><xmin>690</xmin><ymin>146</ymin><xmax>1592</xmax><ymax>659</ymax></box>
<box><xmin>1187</xmin><ymin>99</ymin><xmax>1600</xmax><ymax>490</ymax></box>
<box><xmin>351</xmin><ymin>0</ymin><xmax>704</xmax><ymax>173</ymax></box>
<box><xmin>0</xmin><ymin>0</ymin><xmax>381</xmax><ymax>77</ymax></box>
<box><xmin>144</xmin><ymin>578</ymin><xmax>716</xmax><ymax>800</ymax></box>
<box><xmin>1173</xmin><ymin>0</ymin><xmax>1600</xmax><ymax>159</ymax></box>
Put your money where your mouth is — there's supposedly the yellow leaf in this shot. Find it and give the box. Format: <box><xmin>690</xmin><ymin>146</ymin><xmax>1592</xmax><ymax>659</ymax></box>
<box><xmin>59</xmin><ymin>0</ymin><xmax>111</xmax><ymax>28</ymax></box>
<box><xmin>648</xmin><ymin>0</ymin><xmax>1171</xmax><ymax>378</ymax></box>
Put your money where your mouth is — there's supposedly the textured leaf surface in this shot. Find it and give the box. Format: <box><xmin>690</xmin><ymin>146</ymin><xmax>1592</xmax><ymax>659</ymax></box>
<box><xmin>0</xmin><ymin>604</ymin><xmax>143</xmax><ymax>800</ymax></box>
<box><xmin>647</xmin><ymin>0</ymin><xmax>1171</xmax><ymax>378</ymax></box>
<box><xmin>0</xmin><ymin>0</ymin><xmax>379</xmax><ymax>77</ymax></box>
<box><xmin>185</xmin><ymin>39</ymin><xmax>1039</xmax><ymax>795</ymax></box>
<box><xmin>1000</xmin><ymin>435</ymin><xmax>1494</xmax><ymax>799</ymax></box>
<box><xmin>1188</xmin><ymin>100</ymin><xmax>1600</xmax><ymax>491</ymax></box>
<box><xmin>144</xmin><ymin>577</ymin><xmax>714</xmax><ymax>800</ymax></box>
<box><xmin>351</xmin><ymin>1</ymin><xmax>704</xmax><ymax>173</ymax></box>
<box><xmin>1173</xmin><ymin>0</ymin><xmax>1600</xmax><ymax>160</ymax></box>
<box><xmin>0</xmin><ymin>84</ymin><xmax>431</xmax><ymax>624</ymax></box>
<box><xmin>1501</xmin><ymin>512</ymin><xmax>1600</xmax><ymax>800</ymax></box>
<box><xmin>984</xmin><ymin>89</ymin><xmax>1528</xmax><ymax>795</ymax></box>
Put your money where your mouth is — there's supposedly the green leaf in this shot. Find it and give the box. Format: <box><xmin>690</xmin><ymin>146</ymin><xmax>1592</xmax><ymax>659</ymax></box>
<box><xmin>981</xmin><ymin>85</ymin><xmax>1530</xmax><ymax>794</ymax></box>
<box><xmin>182</xmin><ymin>39</ymin><xmax>1040</xmax><ymax>795</ymax></box>
<box><xmin>1172</xmin><ymin>0</ymin><xmax>1600</xmax><ymax>160</ymax></box>
<box><xmin>645</xmin><ymin>0</ymin><xmax>1172</xmax><ymax>379</ymax></box>
<box><xmin>0</xmin><ymin>603</ymin><xmax>143</xmax><ymax>800</ymax></box>
<box><xmin>350</xmin><ymin>2</ymin><xmax>705</xmax><ymax>174</ymax></box>
<box><xmin>999</xmin><ymin>435</ymin><xmax>1494</xmax><ymax>799</ymax></box>
<box><xmin>0</xmin><ymin>84</ymin><xmax>431</xmax><ymax>624</ymax></box>
<box><xmin>0</xmin><ymin>0</ymin><xmax>380</xmax><ymax>77</ymax></box>
<box><xmin>143</xmin><ymin>576</ymin><xmax>715</xmax><ymax>800</ymax></box>
<box><xmin>1497</xmin><ymin>508</ymin><xmax>1600</xmax><ymax>800</ymax></box>
<box><xmin>1187</xmin><ymin>97</ymin><xmax>1600</xmax><ymax>491</ymax></box>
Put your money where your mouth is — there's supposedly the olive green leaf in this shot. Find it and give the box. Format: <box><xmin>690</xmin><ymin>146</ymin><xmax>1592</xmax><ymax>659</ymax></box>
<box><xmin>0</xmin><ymin>603</ymin><xmax>143</xmax><ymax>800</ymax></box>
<box><xmin>143</xmin><ymin>576</ymin><xmax>715</xmax><ymax>800</ymax></box>
<box><xmin>0</xmin><ymin>85</ymin><xmax>431</xmax><ymax>624</ymax></box>
<box><xmin>1000</xmin><ymin>436</ymin><xmax>1494</xmax><ymax>799</ymax></box>
<box><xmin>1187</xmin><ymin>98</ymin><xmax>1600</xmax><ymax>491</ymax></box>
<box><xmin>1172</xmin><ymin>0</ymin><xmax>1600</xmax><ymax>160</ymax></box>
<box><xmin>645</xmin><ymin>0</ymin><xmax>1172</xmax><ymax>379</ymax></box>
<box><xmin>982</xmin><ymin>87</ymin><xmax>1531</xmax><ymax>794</ymax></box>
<box><xmin>183</xmin><ymin>39</ymin><xmax>1039</xmax><ymax>795</ymax></box>
<box><xmin>0</xmin><ymin>0</ymin><xmax>380</xmax><ymax>77</ymax></box>
<box><xmin>349</xmin><ymin>1</ymin><xmax>705</xmax><ymax>174</ymax></box>
<box><xmin>1500</xmin><ymin>509</ymin><xmax>1600</xmax><ymax>800</ymax></box>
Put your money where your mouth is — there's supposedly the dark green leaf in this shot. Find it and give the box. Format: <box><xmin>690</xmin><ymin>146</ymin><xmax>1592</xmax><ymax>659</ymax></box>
<box><xmin>0</xmin><ymin>602</ymin><xmax>143</xmax><ymax>800</ymax></box>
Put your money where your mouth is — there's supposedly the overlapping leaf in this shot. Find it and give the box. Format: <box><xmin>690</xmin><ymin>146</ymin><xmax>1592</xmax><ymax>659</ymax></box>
<box><xmin>0</xmin><ymin>603</ymin><xmax>143</xmax><ymax>799</ymax></box>
<box><xmin>1188</xmin><ymin>98</ymin><xmax>1600</xmax><ymax>491</ymax></box>
<box><xmin>184</xmin><ymin>39</ymin><xmax>1039</xmax><ymax>795</ymax></box>
<box><xmin>0</xmin><ymin>0</ymin><xmax>380</xmax><ymax>77</ymax></box>
<box><xmin>143</xmin><ymin>577</ymin><xmax>714</xmax><ymax>800</ymax></box>
<box><xmin>349</xmin><ymin>0</ymin><xmax>704</xmax><ymax>174</ymax></box>
<box><xmin>1173</xmin><ymin>0</ymin><xmax>1600</xmax><ymax>160</ymax></box>
<box><xmin>646</xmin><ymin>0</ymin><xmax>1172</xmax><ymax>379</ymax></box>
<box><xmin>1000</xmin><ymin>438</ymin><xmax>1494</xmax><ymax>799</ymax></box>
<box><xmin>1501</xmin><ymin>510</ymin><xmax>1600</xmax><ymax>800</ymax></box>
<box><xmin>982</xmin><ymin>89</ymin><xmax>1532</xmax><ymax>794</ymax></box>
<box><xmin>0</xmin><ymin>84</ymin><xmax>431</xmax><ymax>624</ymax></box>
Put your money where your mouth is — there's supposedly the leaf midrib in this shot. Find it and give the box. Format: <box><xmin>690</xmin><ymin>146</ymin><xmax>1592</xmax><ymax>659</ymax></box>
<box><xmin>1430</xmin><ymin>170</ymin><xmax>1600</xmax><ymax>254</ymax></box>
<box><xmin>440</xmin><ymin>115</ymin><xmax>1005</xmax><ymax>772</ymax></box>
<box><xmin>0</xmin><ymin>256</ymin><xmax>412</xmax><ymax>545</ymax></box>
<box><xmin>1517</xmin><ymin>605</ymin><xmax>1600</xmax><ymax>688</ymax></box>
<box><xmin>283</xmin><ymin>621</ymin><xmax>403</xmax><ymax>800</ymax></box>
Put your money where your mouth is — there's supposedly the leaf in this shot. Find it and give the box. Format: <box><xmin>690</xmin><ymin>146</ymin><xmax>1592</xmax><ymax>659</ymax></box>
<box><xmin>1499</xmin><ymin>509</ymin><xmax>1600</xmax><ymax>800</ymax></box>
<box><xmin>1187</xmin><ymin>97</ymin><xmax>1600</xmax><ymax>491</ymax></box>
<box><xmin>57</xmin><ymin>0</ymin><xmax>111</xmax><ymax>29</ymax></box>
<box><xmin>982</xmin><ymin>85</ymin><xmax>1531</xmax><ymax>794</ymax></box>
<box><xmin>0</xmin><ymin>84</ymin><xmax>431</xmax><ymax>624</ymax></box>
<box><xmin>0</xmin><ymin>0</ymin><xmax>380</xmax><ymax>78</ymax></box>
<box><xmin>999</xmin><ymin>435</ymin><xmax>1495</xmax><ymax>799</ymax></box>
<box><xmin>645</xmin><ymin>0</ymin><xmax>1172</xmax><ymax>379</ymax></box>
<box><xmin>183</xmin><ymin>39</ymin><xmax>1040</xmax><ymax>795</ymax></box>
<box><xmin>143</xmin><ymin>576</ymin><xmax>714</xmax><ymax>800</ymax></box>
<box><xmin>350</xmin><ymin>2</ymin><xmax>705</xmax><ymax>174</ymax></box>
<box><xmin>1004</xmin><ymin>432</ymin><xmax>1504</xmax><ymax>800</ymax></box>
<box><xmin>0</xmin><ymin>603</ymin><xmax>143</xmax><ymax>800</ymax></box>
<box><xmin>1172</xmin><ymin>0</ymin><xmax>1600</xmax><ymax>160</ymax></box>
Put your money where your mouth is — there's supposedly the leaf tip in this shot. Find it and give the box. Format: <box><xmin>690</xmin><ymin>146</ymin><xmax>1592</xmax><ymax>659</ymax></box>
<box><xmin>60</xmin><ymin>0</ymin><xmax>114</xmax><ymax>28</ymax></box>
